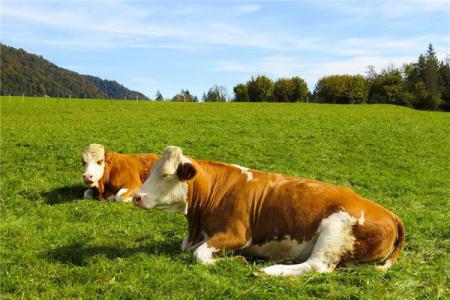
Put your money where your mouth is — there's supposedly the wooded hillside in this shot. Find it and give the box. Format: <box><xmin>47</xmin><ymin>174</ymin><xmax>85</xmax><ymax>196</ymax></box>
<box><xmin>0</xmin><ymin>44</ymin><xmax>148</xmax><ymax>100</ymax></box>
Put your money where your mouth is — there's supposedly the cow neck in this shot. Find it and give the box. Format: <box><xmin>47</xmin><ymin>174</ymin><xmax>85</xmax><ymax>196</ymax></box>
<box><xmin>98</xmin><ymin>152</ymin><xmax>112</xmax><ymax>199</ymax></box>
<box><xmin>184</xmin><ymin>161</ymin><xmax>219</xmax><ymax>243</ymax></box>
<box><xmin>186</xmin><ymin>164</ymin><xmax>210</xmax><ymax>213</ymax></box>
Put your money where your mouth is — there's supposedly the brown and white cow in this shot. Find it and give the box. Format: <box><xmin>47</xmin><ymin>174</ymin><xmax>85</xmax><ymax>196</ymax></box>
<box><xmin>81</xmin><ymin>144</ymin><xmax>159</xmax><ymax>202</ymax></box>
<box><xmin>132</xmin><ymin>146</ymin><xmax>405</xmax><ymax>276</ymax></box>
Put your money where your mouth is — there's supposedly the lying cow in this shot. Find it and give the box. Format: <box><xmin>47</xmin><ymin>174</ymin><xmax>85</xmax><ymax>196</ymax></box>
<box><xmin>82</xmin><ymin>144</ymin><xmax>159</xmax><ymax>202</ymax></box>
<box><xmin>132</xmin><ymin>146</ymin><xmax>405</xmax><ymax>276</ymax></box>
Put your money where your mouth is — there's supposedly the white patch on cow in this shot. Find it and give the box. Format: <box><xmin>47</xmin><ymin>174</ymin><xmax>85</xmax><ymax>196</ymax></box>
<box><xmin>260</xmin><ymin>211</ymin><xmax>357</xmax><ymax>276</ymax></box>
<box><xmin>357</xmin><ymin>210</ymin><xmax>365</xmax><ymax>225</ymax></box>
<box><xmin>232</xmin><ymin>164</ymin><xmax>253</xmax><ymax>182</ymax></box>
<box><xmin>184</xmin><ymin>201</ymin><xmax>189</xmax><ymax>215</ymax></box>
<box><xmin>241</xmin><ymin>239</ymin><xmax>253</xmax><ymax>249</ymax></box>
<box><xmin>375</xmin><ymin>259</ymin><xmax>392</xmax><ymax>272</ymax></box>
<box><xmin>82</xmin><ymin>144</ymin><xmax>105</xmax><ymax>188</ymax></box>
<box><xmin>115</xmin><ymin>188</ymin><xmax>131</xmax><ymax>202</ymax></box>
<box><xmin>194</xmin><ymin>241</ymin><xmax>218</xmax><ymax>264</ymax></box>
<box><xmin>244</xmin><ymin>236</ymin><xmax>315</xmax><ymax>261</ymax></box>
<box><xmin>133</xmin><ymin>146</ymin><xmax>189</xmax><ymax>212</ymax></box>
<box><xmin>83</xmin><ymin>188</ymin><xmax>94</xmax><ymax>199</ymax></box>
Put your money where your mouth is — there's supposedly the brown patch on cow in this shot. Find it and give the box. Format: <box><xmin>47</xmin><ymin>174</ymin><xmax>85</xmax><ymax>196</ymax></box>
<box><xmin>93</xmin><ymin>152</ymin><xmax>160</xmax><ymax>200</ymax></box>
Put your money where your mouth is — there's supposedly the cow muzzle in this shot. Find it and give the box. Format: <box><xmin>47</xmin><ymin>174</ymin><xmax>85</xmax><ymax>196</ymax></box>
<box><xmin>132</xmin><ymin>193</ymin><xmax>149</xmax><ymax>209</ymax></box>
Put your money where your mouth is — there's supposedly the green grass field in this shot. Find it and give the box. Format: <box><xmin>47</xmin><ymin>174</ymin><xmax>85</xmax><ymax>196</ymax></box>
<box><xmin>1</xmin><ymin>96</ymin><xmax>449</xmax><ymax>299</ymax></box>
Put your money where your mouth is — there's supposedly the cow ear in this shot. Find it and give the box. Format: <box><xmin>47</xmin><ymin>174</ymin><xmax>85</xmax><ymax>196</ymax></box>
<box><xmin>176</xmin><ymin>163</ymin><xmax>196</xmax><ymax>181</ymax></box>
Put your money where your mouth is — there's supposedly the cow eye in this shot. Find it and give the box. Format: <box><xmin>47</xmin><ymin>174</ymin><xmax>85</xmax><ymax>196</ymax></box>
<box><xmin>97</xmin><ymin>159</ymin><xmax>104</xmax><ymax>165</ymax></box>
<box><xmin>161</xmin><ymin>173</ymin><xmax>170</xmax><ymax>178</ymax></box>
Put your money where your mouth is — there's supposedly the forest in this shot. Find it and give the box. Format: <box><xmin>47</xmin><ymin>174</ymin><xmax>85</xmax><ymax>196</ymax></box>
<box><xmin>0</xmin><ymin>44</ymin><xmax>148</xmax><ymax>100</ymax></box>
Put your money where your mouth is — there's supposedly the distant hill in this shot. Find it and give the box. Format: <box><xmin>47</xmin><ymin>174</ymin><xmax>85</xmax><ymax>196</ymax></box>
<box><xmin>0</xmin><ymin>44</ymin><xmax>149</xmax><ymax>100</ymax></box>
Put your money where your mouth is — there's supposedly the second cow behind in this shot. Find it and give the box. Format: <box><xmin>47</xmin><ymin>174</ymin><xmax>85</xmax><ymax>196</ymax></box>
<box><xmin>81</xmin><ymin>144</ymin><xmax>159</xmax><ymax>202</ymax></box>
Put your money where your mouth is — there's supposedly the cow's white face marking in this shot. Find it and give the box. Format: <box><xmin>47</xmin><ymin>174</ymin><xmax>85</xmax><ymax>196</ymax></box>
<box><xmin>133</xmin><ymin>146</ymin><xmax>191</xmax><ymax>213</ymax></box>
<box><xmin>194</xmin><ymin>242</ymin><xmax>218</xmax><ymax>264</ymax></box>
<box><xmin>244</xmin><ymin>236</ymin><xmax>316</xmax><ymax>261</ymax></box>
<box><xmin>232</xmin><ymin>164</ymin><xmax>253</xmax><ymax>182</ymax></box>
<box><xmin>82</xmin><ymin>144</ymin><xmax>105</xmax><ymax>188</ymax></box>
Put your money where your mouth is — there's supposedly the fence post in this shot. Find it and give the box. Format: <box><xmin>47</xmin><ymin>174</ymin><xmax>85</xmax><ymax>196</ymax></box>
<box><xmin>22</xmin><ymin>94</ymin><xmax>24</xmax><ymax>103</ymax></box>
<box><xmin>45</xmin><ymin>94</ymin><xmax>48</xmax><ymax>104</ymax></box>
<box><xmin>9</xmin><ymin>94</ymin><xmax>11</xmax><ymax>103</ymax></box>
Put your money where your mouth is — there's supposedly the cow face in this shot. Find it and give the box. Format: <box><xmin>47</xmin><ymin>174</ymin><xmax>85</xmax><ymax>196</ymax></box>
<box><xmin>133</xmin><ymin>146</ymin><xmax>196</xmax><ymax>212</ymax></box>
<box><xmin>81</xmin><ymin>144</ymin><xmax>106</xmax><ymax>188</ymax></box>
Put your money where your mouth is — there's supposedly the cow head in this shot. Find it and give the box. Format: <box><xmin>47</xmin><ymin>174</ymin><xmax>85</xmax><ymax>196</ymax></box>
<box><xmin>81</xmin><ymin>144</ymin><xmax>106</xmax><ymax>188</ymax></box>
<box><xmin>132</xmin><ymin>146</ymin><xmax>196</xmax><ymax>212</ymax></box>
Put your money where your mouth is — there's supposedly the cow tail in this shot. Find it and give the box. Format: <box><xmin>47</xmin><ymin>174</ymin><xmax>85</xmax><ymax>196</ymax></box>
<box><xmin>376</xmin><ymin>214</ymin><xmax>405</xmax><ymax>271</ymax></box>
<box><xmin>389</xmin><ymin>214</ymin><xmax>405</xmax><ymax>264</ymax></box>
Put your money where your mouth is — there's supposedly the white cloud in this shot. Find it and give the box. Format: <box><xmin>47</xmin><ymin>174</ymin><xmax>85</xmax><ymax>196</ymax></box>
<box><xmin>233</xmin><ymin>4</ymin><xmax>261</xmax><ymax>15</ymax></box>
<box><xmin>0</xmin><ymin>2</ymin><xmax>318</xmax><ymax>51</ymax></box>
<box><xmin>4</xmin><ymin>0</ymin><xmax>448</xmax><ymax>53</ymax></box>
<box><xmin>316</xmin><ymin>0</ymin><xmax>450</xmax><ymax>18</ymax></box>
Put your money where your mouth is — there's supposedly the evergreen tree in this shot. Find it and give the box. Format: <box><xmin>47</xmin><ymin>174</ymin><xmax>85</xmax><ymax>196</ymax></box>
<box><xmin>172</xmin><ymin>89</ymin><xmax>197</xmax><ymax>102</ymax></box>
<box><xmin>155</xmin><ymin>89</ymin><xmax>164</xmax><ymax>101</ymax></box>
<box><xmin>423</xmin><ymin>44</ymin><xmax>441</xmax><ymax>96</ymax></box>
<box><xmin>404</xmin><ymin>44</ymin><xmax>442</xmax><ymax>110</ymax></box>
<box><xmin>203</xmin><ymin>85</ymin><xmax>228</xmax><ymax>102</ymax></box>
<box><xmin>439</xmin><ymin>57</ymin><xmax>450</xmax><ymax>111</ymax></box>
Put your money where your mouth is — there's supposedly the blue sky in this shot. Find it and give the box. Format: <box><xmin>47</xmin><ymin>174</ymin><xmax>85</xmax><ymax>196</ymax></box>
<box><xmin>1</xmin><ymin>0</ymin><xmax>450</xmax><ymax>99</ymax></box>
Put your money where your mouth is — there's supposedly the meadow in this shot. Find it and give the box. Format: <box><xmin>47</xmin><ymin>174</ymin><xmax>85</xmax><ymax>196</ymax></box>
<box><xmin>1</xmin><ymin>96</ymin><xmax>449</xmax><ymax>299</ymax></box>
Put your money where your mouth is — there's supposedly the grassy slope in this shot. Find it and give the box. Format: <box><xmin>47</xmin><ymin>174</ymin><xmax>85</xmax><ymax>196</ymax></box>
<box><xmin>1</xmin><ymin>97</ymin><xmax>449</xmax><ymax>299</ymax></box>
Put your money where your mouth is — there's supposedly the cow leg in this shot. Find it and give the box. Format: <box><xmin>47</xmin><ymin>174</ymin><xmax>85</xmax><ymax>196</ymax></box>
<box><xmin>83</xmin><ymin>188</ymin><xmax>94</xmax><ymax>199</ymax></box>
<box><xmin>260</xmin><ymin>211</ymin><xmax>356</xmax><ymax>276</ymax></box>
<box><xmin>194</xmin><ymin>230</ymin><xmax>248</xmax><ymax>264</ymax></box>
<box><xmin>115</xmin><ymin>185</ymin><xmax>140</xmax><ymax>202</ymax></box>
<box><xmin>181</xmin><ymin>235</ymin><xmax>191</xmax><ymax>252</ymax></box>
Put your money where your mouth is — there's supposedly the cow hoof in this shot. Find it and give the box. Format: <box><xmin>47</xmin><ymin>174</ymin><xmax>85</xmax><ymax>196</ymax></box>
<box><xmin>115</xmin><ymin>197</ymin><xmax>132</xmax><ymax>203</ymax></box>
<box><xmin>251</xmin><ymin>270</ymin><xmax>265</xmax><ymax>277</ymax></box>
<box><xmin>259</xmin><ymin>265</ymin><xmax>287</xmax><ymax>276</ymax></box>
<box><xmin>83</xmin><ymin>189</ymin><xmax>94</xmax><ymax>199</ymax></box>
<box><xmin>234</xmin><ymin>255</ymin><xmax>249</xmax><ymax>266</ymax></box>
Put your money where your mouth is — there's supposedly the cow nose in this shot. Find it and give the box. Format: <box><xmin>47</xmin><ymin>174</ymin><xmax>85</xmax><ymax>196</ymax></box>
<box><xmin>132</xmin><ymin>194</ymin><xmax>141</xmax><ymax>202</ymax></box>
<box><xmin>83</xmin><ymin>174</ymin><xmax>93</xmax><ymax>181</ymax></box>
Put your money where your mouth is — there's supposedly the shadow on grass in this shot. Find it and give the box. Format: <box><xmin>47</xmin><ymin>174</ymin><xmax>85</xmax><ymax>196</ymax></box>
<box><xmin>43</xmin><ymin>237</ymin><xmax>184</xmax><ymax>266</ymax></box>
<box><xmin>40</xmin><ymin>184</ymin><xmax>86</xmax><ymax>205</ymax></box>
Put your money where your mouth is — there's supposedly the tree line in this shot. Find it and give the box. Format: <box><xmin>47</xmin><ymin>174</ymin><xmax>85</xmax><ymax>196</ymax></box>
<box><xmin>2</xmin><ymin>42</ymin><xmax>448</xmax><ymax>111</ymax></box>
<box><xmin>159</xmin><ymin>44</ymin><xmax>449</xmax><ymax>111</ymax></box>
